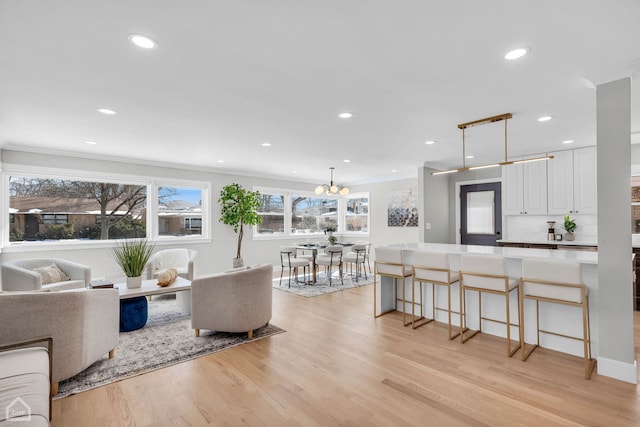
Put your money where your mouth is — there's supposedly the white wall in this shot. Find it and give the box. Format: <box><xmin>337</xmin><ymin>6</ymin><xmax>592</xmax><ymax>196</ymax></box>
<box><xmin>0</xmin><ymin>149</ymin><xmax>418</xmax><ymax>287</ymax></box>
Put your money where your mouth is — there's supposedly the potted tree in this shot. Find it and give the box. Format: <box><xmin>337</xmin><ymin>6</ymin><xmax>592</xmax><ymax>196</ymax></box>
<box><xmin>112</xmin><ymin>239</ymin><xmax>155</xmax><ymax>288</ymax></box>
<box><xmin>218</xmin><ymin>183</ymin><xmax>262</xmax><ymax>268</ymax></box>
<box><xmin>562</xmin><ymin>215</ymin><xmax>577</xmax><ymax>241</ymax></box>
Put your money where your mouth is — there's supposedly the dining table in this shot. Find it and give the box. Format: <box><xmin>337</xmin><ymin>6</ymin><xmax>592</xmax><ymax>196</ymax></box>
<box><xmin>295</xmin><ymin>242</ymin><xmax>354</xmax><ymax>284</ymax></box>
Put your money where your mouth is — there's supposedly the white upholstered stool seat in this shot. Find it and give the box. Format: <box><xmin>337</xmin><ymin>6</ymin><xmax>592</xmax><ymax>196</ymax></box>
<box><xmin>519</xmin><ymin>258</ymin><xmax>595</xmax><ymax>379</ymax></box>
<box><xmin>411</xmin><ymin>250</ymin><xmax>461</xmax><ymax>335</ymax></box>
<box><xmin>279</xmin><ymin>247</ymin><xmax>311</xmax><ymax>288</ymax></box>
<box><xmin>460</xmin><ymin>254</ymin><xmax>521</xmax><ymax>357</ymax></box>
<box><xmin>374</xmin><ymin>246</ymin><xmax>412</xmax><ymax>325</ymax></box>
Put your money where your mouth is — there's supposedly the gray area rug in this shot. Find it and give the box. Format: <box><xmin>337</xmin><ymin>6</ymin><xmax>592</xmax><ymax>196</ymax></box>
<box><xmin>55</xmin><ymin>295</ymin><xmax>284</xmax><ymax>399</ymax></box>
<box><xmin>273</xmin><ymin>270</ymin><xmax>372</xmax><ymax>297</ymax></box>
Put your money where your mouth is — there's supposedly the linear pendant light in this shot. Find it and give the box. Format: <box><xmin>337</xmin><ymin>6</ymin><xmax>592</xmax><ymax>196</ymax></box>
<box><xmin>431</xmin><ymin>113</ymin><xmax>553</xmax><ymax>175</ymax></box>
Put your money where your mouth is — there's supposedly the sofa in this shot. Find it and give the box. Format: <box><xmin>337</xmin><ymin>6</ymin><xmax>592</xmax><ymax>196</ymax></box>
<box><xmin>191</xmin><ymin>263</ymin><xmax>273</xmax><ymax>339</ymax></box>
<box><xmin>0</xmin><ymin>338</ymin><xmax>52</xmax><ymax>426</ymax></box>
<box><xmin>1</xmin><ymin>258</ymin><xmax>91</xmax><ymax>292</ymax></box>
<box><xmin>0</xmin><ymin>288</ymin><xmax>119</xmax><ymax>394</ymax></box>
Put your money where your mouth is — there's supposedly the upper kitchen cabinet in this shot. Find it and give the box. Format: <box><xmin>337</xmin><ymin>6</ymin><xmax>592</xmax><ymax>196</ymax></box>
<box><xmin>503</xmin><ymin>158</ymin><xmax>548</xmax><ymax>215</ymax></box>
<box><xmin>547</xmin><ymin>147</ymin><xmax>597</xmax><ymax>215</ymax></box>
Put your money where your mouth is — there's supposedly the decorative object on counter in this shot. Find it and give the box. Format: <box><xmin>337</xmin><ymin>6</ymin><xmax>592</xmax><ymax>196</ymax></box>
<box><xmin>156</xmin><ymin>268</ymin><xmax>178</xmax><ymax>287</ymax></box>
<box><xmin>555</xmin><ymin>234</ymin><xmax>563</xmax><ymax>241</ymax></box>
<box><xmin>112</xmin><ymin>239</ymin><xmax>155</xmax><ymax>289</ymax></box>
<box><xmin>562</xmin><ymin>215</ymin><xmax>577</xmax><ymax>241</ymax></box>
<box><xmin>547</xmin><ymin>221</ymin><xmax>556</xmax><ymax>241</ymax></box>
<box><xmin>218</xmin><ymin>183</ymin><xmax>263</xmax><ymax>268</ymax></box>
<box><xmin>314</xmin><ymin>167</ymin><xmax>349</xmax><ymax>195</ymax></box>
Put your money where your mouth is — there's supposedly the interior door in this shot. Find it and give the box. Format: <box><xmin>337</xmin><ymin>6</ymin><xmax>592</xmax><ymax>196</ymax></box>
<box><xmin>460</xmin><ymin>182</ymin><xmax>502</xmax><ymax>246</ymax></box>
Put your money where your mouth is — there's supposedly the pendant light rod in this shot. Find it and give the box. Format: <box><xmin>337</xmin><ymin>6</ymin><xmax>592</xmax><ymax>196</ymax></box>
<box><xmin>432</xmin><ymin>112</ymin><xmax>553</xmax><ymax>176</ymax></box>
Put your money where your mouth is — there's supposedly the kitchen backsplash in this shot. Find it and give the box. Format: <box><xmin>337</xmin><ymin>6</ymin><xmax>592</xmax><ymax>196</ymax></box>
<box><xmin>503</xmin><ymin>214</ymin><xmax>598</xmax><ymax>243</ymax></box>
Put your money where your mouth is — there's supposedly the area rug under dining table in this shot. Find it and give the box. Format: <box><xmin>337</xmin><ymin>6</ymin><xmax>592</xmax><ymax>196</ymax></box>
<box><xmin>55</xmin><ymin>295</ymin><xmax>285</xmax><ymax>399</ymax></box>
<box><xmin>272</xmin><ymin>271</ymin><xmax>373</xmax><ymax>297</ymax></box>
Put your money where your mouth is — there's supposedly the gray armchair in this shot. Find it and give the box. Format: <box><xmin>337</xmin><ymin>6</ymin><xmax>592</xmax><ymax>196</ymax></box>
<box><xmin>1</xmin><ymin>258</ymin><xmax>91</xmax><ymax>292</ymax></box>
<box><xmin>191</xmin><ymin>263</ymin><xmax>273</xmax><ymax>339</ymax></box>
<box><xmin>0</xmin><ymin>288</ymin><xmax>119</xmax><ymax>395</ymax></box>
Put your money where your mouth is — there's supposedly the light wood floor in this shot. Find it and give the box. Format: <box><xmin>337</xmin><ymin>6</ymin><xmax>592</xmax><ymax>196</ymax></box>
<box><xmin>53</xmin><ymin>284</ymin><xmax>640</xmax><ymax>426</ymax></box>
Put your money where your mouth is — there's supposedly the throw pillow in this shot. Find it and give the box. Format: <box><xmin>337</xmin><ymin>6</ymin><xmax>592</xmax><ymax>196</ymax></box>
<box><xmin>32</xmin><ymin>263</ymin><xmax>71</xmax><ymax>285</ymax></box>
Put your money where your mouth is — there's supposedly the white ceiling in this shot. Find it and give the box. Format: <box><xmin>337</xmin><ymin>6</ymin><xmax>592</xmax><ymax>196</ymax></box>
<box><xmin>1</xmin><ymin>1</ymin><xmax>639</xmax><ymax>186</ymax></box>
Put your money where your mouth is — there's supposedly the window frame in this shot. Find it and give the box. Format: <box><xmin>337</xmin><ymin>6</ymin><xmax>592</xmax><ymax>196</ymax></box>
<box><xmin>252</xmin><ymin>186</ymin><xmax>370</xmax><ymax>240</ymax></box>
<box><xmin>2</xmin><ymin>164</ymin><xmax>211</xmax><ymax>252</ymax></box>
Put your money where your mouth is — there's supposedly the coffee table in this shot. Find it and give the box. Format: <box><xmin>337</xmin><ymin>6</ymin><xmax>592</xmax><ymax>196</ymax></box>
<box><xmin>115</xmin><ymin>277</ymin><xmax>191</xmax><ymax>332</ymax></box>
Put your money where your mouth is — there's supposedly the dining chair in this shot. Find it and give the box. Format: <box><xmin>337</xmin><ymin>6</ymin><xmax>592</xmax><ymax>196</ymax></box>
<box><xmin>279</xmin><ymin>246</ymin><xmax>311</xmax><ymax>288</ymax></box>
<box><xmin>315</xmin><ymin>246</ymin><xmax>344</xmax><ymax>286</ymax></box>
<box><xmin>343</xmin><ymin>244</ymin><xmax>368</xmax><ymax>282</ymax></box>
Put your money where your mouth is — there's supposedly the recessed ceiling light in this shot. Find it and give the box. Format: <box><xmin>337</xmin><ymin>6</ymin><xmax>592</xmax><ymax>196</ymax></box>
<box><xmin>291</xmin><ymin>170</ymin><xmax>298</xmax><ymax>173</ymax></box>
<box><xmin>85</xmin><ymin>141</ymin><xmax>97</xmax><ymax>145</ymax></box>
<box><xmin>562</xmin><ymin>140</ymin><xmax>574</xmax><ymax>144</ymax></box>
<box><xmin>128</xmin><ymin>34</ymin><xmax>157</xmax><ymax>49</ymax></box>
<box><xmin>425</xmin><ymin>140</ymin><xmax>436</xmax><ymax>145</ymax></box>
<box><xmin>505</xmin><ymin>47</ymin><xmax>530</xmax><ymax>60</ymax></box>
<box><xmin>97</xmin><ymin>108</ymin><xmax>117</xmax><ymax>115</ymax></box>
<box><xmin>261</xmin><ymin>142</ymin><xmax>272</xmax><ymax>147</ymax></box>
<box><xmin>338</xmin><ymin>112</ymin><xmax>354</xmax><ymax>119</ymax></box>
<box><xmin>391</xmin><ymin>169</ymin><xmax>397</xmax><ymax>173</ymax></box>
<box><xmin>537</xmin><ymin>116</ymin><xmax>553</xmax><ymax>122</ymax></box>
<box><xmin>343</xmin><ymin>159</ymin><xmax>351</xmax><ymax>163</ymax></box>
<box><xmin>466</xmin><ymin>155</ymin><xmax>475</xmax><ymax>159</ymax></box>
<box><xmin>217</xmin><ymin>160</ymin><xmax>224</xmax><ymax>163</ymax></box>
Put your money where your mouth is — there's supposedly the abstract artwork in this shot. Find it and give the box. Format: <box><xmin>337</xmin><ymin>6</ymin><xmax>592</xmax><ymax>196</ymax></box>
<box><xmin>387</xmin><ymin>188</ymin><xmax>418</xmax><ymax>227</ymax></box>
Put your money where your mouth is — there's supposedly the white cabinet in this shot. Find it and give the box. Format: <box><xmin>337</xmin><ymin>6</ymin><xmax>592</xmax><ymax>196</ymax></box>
<box><xmin>547</xmin><ymin>147</ymin><xmax>597</xmax><ymax>215</ymax></box>
<box><xmin>503</xmin><ymin>159</ymin><xmax>548</xmax><ymax>215</ymax></box>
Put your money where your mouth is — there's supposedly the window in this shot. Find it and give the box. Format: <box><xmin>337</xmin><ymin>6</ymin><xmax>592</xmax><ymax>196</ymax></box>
<box><xmin>257</xmin><ymin>193</ymin><xmax>285</xmax><ymax>235</ymax></box>
<box><xmin>9</xmin><ymin>176</ymin><xmax>147</xmax><ymax>242</ymax></box>
<box><xmin>157</xmin><ymin>186</ymin><xmax>203</xmax><ymax>237</ymax></box>
<box><xmin>345</xmin><ymin>195</ymin><xmax>369</xmax><ymax>233</ymax></box>
<box><xmin>42</xmin><ymin>214</ymin><xmax>69</xmax><ymax>224</ymax></box>
<box><xmin>252</xmin><ymin>187</ymin><xmax>369</xmax><ymax>239</ymax></box>
<box><xmin>5</xmin><ymin>171</ymin><xmax>211</xmax><ymax>246</ymax></box>
<box><xmin>291</xmin><ymin>195</ymin><xmax>337</xmax><ymax>234</ymax></box>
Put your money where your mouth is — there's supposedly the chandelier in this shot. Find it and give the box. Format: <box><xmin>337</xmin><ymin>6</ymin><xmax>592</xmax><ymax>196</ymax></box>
<box><xmin>431</xmin><ymin>113</ymin><xmax>554</xmax><ymax>175</ymax></box>
<box><xmin>315</xmin><ymin>167</ymin><xmax>350</xmax><ymax>196</ymax></box>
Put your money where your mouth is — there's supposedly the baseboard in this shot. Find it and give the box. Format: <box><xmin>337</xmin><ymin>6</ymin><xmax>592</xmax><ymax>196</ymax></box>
<box><xmin>597</xmin><ymin>357</ymin><xmax>637</xmax><ymax>384</ymax></box>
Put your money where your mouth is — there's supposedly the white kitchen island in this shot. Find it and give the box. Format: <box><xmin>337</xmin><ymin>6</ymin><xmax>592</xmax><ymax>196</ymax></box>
<box><xmin>376</xmin><ymin>243</ymin><xmax>602</xmax><ymax>371</ymax></box>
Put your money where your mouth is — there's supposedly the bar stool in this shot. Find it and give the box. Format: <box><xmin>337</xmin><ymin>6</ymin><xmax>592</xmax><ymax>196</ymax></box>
<box><xmin>459</xmin><ymin>254</ymin><xmax>520</xmax><ymax>357</ymax></box>
<box><xmin>411</xmin><ymin>250</ymin><xmax>462</xmax><ymax>336</ymax></box>
<box><xmin>343</xmin><ymin>244</ymin><xmax>368</xmax><ymax>282</ymax></box>
<box><xmin>519</xmin><ymin>258</ymin><xmax>595</xmax><ymax>379</ymax></box>
<box><xmin>279</xmin><ymin>246</ymin><xmax>310</xmax><ymax>288</ymax></box>
<box><xmin>374</xmin><ymin>246</ymin><xmax>412</xmax><ymax>326</ymax></box>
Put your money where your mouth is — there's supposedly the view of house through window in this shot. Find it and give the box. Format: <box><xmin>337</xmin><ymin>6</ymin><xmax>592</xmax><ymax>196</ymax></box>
<box><xmin>157</xmin><ymin>186</ymin><xmax>203</xmax><ymax>237</ymax></box>
<box><xmin>253</xmin><ymin>188</ymin><xmax>369</xmax><ymax>238</ymax></box>
<box><xmin>257</xmin><ymin>193</ymin><xmax>285</xmax><ymax>235</ymax></box>
<box><xmin>345</xmin><ymin>196</ymin><xmax>369</xmax><ymax>232</ymax></box>
<box><xmin>9</xmin><ymin>176</ymin><xmax>147</xmax><ymax>242</ymax></box>
<box><xmin>291</xmin><ymin>195</ymin><xmax>337</xmax><ymax>234</ymax></box>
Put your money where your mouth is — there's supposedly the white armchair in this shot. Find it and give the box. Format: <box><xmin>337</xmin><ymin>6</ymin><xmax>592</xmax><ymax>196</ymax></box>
<box><xmin>146</xmin><ymin>248</ymin><xmax>197</xmax><ymax>280</ymax></box>
<box><xmin>1</xmin><ymin>258</ymin><xmax>91</xmax><ymax>292</ymax></box>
